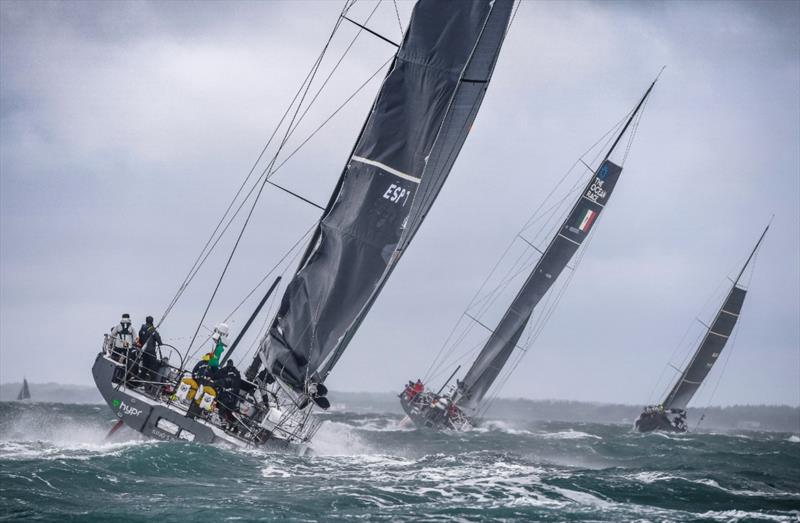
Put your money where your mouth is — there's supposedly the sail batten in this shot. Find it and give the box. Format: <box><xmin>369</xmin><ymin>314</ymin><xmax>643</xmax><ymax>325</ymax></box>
<box><xmin>260</xmin><ymin>0</ymin><xmax>514</xmax><ymax>391</ymax></box>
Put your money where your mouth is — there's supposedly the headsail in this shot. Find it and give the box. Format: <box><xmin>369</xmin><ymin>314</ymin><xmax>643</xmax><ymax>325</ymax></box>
<box><xmin>260</xmin><ymin>0</ymin><xmax>514</xmax><ymax>391</ymax></box>
<box><xmin>456</xmin><ymin>79</ymin><xmax>658</xmax><ymax>410</ymax></box>
<box><xmin>662</xmin><ymin>224</ymin><xmax>769</xmax><ymax>411</ymax></box>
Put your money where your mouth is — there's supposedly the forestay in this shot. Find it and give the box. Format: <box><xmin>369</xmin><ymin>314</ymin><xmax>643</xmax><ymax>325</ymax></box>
<box><xmin>457</xmin><ymin>160</ymin><xmax>623</xmax><ymax>409</ymax></box>
<box><xmin>260</xmin><ymin>0</ymin><xmax>514</xmax><ymax>391</ymax></box>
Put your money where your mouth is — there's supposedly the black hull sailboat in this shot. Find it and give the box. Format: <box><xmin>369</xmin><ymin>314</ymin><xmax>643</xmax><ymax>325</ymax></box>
<box><xmin>635</xmin><ymin>225</ymin><xmax>769</xmax><ymax>433</ymax></box>
<box><xmin>401</xmin><ymin>77</ymin><xmax>659</xmax><ymax>431</ymax></box>
<box><xmin>93</xmin><ymin>0</ymin><xmax>513</xmax><ymax>449</ymax></box>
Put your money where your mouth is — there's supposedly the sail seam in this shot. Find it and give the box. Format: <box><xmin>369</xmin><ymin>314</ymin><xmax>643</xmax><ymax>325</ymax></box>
<box><xmin>557</xmin><ymin>233</ymin><xmax>581</xmax><ymax>246</ymax></box>
<box><xmin>351</xmin><ymin>155</ymin><xmax>421</xmax><ymax>184</ymax></box>
<box><xmin>709</xmin><ymin>330</ymin><xmax>729</xmax><ymax>339</ymax></box>
<box><xmin>720</xmin><ymin>309</ymin><xmax>739</xmax><ymax>317</ymax></box>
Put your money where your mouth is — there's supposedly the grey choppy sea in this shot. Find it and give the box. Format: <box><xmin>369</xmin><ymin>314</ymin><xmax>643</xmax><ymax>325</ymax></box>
<box><xmin>1</xmin><ymin>402</ymin><xmax>798</xmax><ymax>522</ymax></box>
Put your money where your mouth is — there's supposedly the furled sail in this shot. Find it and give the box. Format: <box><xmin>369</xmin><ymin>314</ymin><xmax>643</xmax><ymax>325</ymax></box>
<box><xmin>456</xmin><ymin>79</ymin><xmax>658</xmax><ymax>410</ymax></box>
<box><xmin>662</xmin><ymin>224</ymin><xmax>769</xmax><ymax>411</ymax></box>
<box><xmin>260</xmin><ymin>0</ymin><xmax>514</xmax><ymax>391</ymax></box>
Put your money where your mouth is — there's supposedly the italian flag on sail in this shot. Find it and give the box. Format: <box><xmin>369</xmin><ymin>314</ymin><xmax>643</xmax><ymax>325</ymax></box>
<box><xmin>577</xmin><ymin>209</ymin><xmax>597</xmax><ymax>232</ymax></box>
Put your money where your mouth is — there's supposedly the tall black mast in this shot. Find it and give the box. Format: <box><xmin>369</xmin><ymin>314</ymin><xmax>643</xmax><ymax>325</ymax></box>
<box><xmin>603</xmin><ymin>69</ymin><xmax>662</xmax><ymax>163</ymax></box>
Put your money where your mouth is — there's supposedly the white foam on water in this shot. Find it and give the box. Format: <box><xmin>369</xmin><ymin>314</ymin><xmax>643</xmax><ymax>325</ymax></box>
<box><xmin>0</xmin><ymin>408</ymin><xmax>148</xmax><ymax>461</ymax></box>
<box><xmin>547</xmin><ymin>485</ymin><xmax>613</xmax><ymax>508</ymax></box>
<box><xmin>478</xmin><ymin>420</ymin><xmax>533</xmax><ymax>435</ymax></box>
<box><xmin>261</xmin><ymin>465</ymin><xmax>292</xmax><ymax>478</ymax></box>
<box><xmin>692</xmin><ymin>478</ymin><xmax>800</xmax><ymax>499</ymax></box>
<box><xmin>0</xmin><ymin>438</ymin><xmax>149</xmax><ymax>462</ymax></box>
<box><xmin>308</xmin><ymin>420</ymin><xmax>376</xmax><ymax>456</ymax></box>
<box><xmin>696</xmin><ymin>509</ymin><xmax>799</xmax><ymax>522</ymax></box>
<box><xmin>787</xmin><ymin>434</ymin><xmax>800</xmax><ymax>443</ymax></box>
<box><xmin>624</xmin><ymin>471</ymin><xmax>681</xmax><ymax>484</ymax></box>
<box><xmin>539</xmin><ymin>429</ymin><xmax>602</xmax><ymax>440</ymax></box>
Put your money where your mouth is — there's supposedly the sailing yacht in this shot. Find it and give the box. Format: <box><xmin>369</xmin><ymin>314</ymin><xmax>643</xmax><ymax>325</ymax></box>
<box><xmin>16</xmin><ymin>378</ymin><xmax>31</xmax><ymax>401</ymax></box>
<box><xmin>635</xmin><ymin>225</ymin><xmax>769</xmax><ymax>433</ymax></box>
<box><xmin>401</xmin><ymin>76</ymin><xmax>659</xmax><ymax>430</ymax></box>
<box><xmin>92</xmin><ymin>0</ymin><xmax>514</xmax><ymax>450</ymax></box>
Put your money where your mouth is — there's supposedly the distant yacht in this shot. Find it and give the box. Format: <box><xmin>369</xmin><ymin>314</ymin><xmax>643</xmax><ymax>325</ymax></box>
<box><xmin>635</xmin><ymin>224</ymin><xmax>769</xmax><ymax>433</ymax></box>
<box><xmin>16</xmin><ymin>378</ymin><xmax>31</xmax><ymax>401</ymax></box>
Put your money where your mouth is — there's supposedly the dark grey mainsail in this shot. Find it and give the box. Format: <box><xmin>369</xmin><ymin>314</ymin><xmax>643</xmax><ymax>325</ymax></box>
<box><xmin>16</xmin><ymin>378</ymin><xmax>30</xmax><ymax>401</ymax></box>
<box><xmin>661</xmin><ymin>225</ymin><xmax>769</xmax><ymax>411</ymax></box>
<box><xmin>260</xmin><ymin>0</ymin><xmax>514</xmax><ymax>391</ymax></box>
<box><xmin>454</xmin><ymin>80</ymin><xmax>657</xmax><ymax>410</ymax></box>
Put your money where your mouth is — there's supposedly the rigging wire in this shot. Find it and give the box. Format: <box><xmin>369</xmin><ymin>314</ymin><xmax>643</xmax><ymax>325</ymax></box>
<box><xmin>184</xmin><ymin>222</ymin><xmax>317</xmax><ymax>363</ymax></box>
<box><xmin>182</xmin><ymin>0</ymin><xmax>371</xmax><ymax>358</ymax></box>
<box><xmin>159</xmin><ymin>0</ymin><xmax>354</xmax><ymax>327</ymax></box>
<box><xmin>391</xmin><ymin>0</ymin><xmax>404</xmax><ymax>37</ymax></box>
<box><xmin>179</xmin><ymin>0</ymin><xmax>411</xmax><ymax>366</ymax></box>
<box><xmin>161</xmin><ymin>0</ymin><xmax>393</xmax><ymax>331</ymax></box>
<box><xmin>161</xmin><ymin>53</ymin><xmax>393</xmax><ymax>321</ymax></box>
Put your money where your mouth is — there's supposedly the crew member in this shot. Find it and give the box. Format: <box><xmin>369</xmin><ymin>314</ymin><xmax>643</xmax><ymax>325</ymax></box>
<box><xmin>217</xmin><ymin>360</ymin><xmax>242</xmax><ymax>428</ymax></box>
<box><xmin>110</xmin><ymin>313</ymin><xmax>135</xmax><ymax>359</ymax></box>
<box><xmin>110</xmin><ymin>313</ymin><xmax>136</xmax><ymax>382</ymax></box>
<box><xmin>412</xmin><ymin>379</ymin><xmax>424</xmax><ymax>400</ymax></box>
<box><xmin>138</xmin><ymin>315</ymin><xmax>163</xmax><ymax>383</ymax></box>
<box><xmin>187</xmin><ymin>353</ymin><xmax>215</xmax><ymax>417</ymax></box>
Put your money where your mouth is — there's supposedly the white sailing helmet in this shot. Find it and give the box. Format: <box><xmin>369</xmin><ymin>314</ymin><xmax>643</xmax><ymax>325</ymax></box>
<box><xmin>212</xmin><ymin>322</ymin><xmax>230</xmax><ymax>345</ymax></box>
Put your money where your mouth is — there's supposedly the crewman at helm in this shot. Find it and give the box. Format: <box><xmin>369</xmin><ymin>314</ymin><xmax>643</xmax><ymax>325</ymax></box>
<box><xmin>209</xmin><ymin>323</ymin><xmax>230</xmax><ymax>369</ymax></box>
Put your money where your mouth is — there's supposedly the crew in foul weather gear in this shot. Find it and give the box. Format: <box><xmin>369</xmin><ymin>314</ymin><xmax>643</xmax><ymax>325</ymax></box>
<box><xmin>192</xmin><ymin>353</ymin><xmax>215</xmax><ymax>385</ymax></box>
<box><xmin>137</xmin><ymin>316</ymin><xmax>162</xmax><ymax>382</ymax></box>
<box><xmin>110</xmin><ymin>313</ymin><xmax>135</xmax><ymax>355</ymax></box>
<box><xmin>110</xmin><ymin>313</ymin><xmax>136</xmax><ymax>381</ymax></box>
<box><xmin>217</xmin><ymin>360</ymin><xmax>242</xmax><ymax>426</ymax></box>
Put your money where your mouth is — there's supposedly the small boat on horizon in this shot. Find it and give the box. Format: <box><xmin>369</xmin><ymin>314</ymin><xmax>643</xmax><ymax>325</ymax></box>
<box><xmin>16</xmin><ymin>378</ymin><xmax>31</xmax><ymax>401</ymax></box>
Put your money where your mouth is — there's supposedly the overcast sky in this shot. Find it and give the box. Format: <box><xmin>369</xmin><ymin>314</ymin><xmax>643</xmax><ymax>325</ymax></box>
<box><xmin>1</xmin><ymin>0</ymin><xmax>798</xmax><ymax>407</ymax></box>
